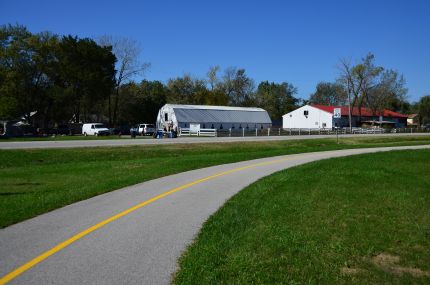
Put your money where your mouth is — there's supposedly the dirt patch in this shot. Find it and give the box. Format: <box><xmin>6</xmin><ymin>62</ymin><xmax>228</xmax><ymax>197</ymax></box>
<box><xmin>341</xmin><ymin>267</ymin><xmax>364</xmax><ymax>275</ymax></box>
<box><xmin>113</xmin><ymin>164</ymin><xmax>143</xmax><ymax>170</ymax></box>
<box><xmin>372</xmin><ymin>253</ymin><xmax>400</xmax><ymax>266</ymax></box>
<box><xmin>391</xmin><ymin>267</ymin><xmax>430</xmax><ymax>277</ymax></box>
<box><xmin>371</xmin><ymin>253</ymin><xmax>430</xmax><ymax>277</ymax></box>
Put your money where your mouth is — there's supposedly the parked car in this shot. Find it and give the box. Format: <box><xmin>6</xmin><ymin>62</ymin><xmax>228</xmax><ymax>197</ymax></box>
<box><xmin>82</xmin><ymin>123</ymin><xmax>110</xmax><ymax>136</ymax></box>
<box><xmin>109</xmin><ymin>125</ymin><xmax>131</xmax><ymax>135</ymax></box>
<box><xmin>424</xmin><ymin>124</ymin><xmax>430</xmax><ymax>131</ymax></box>
<box><xmin>53</xmin><ymin>124</ymin><xmax>72</xmax><ymax>135</ymax></box>
<box><xmin>129</xmin><ymin>125</ymin><xmax>139</xmax><ymax>138</ymax></box>
<box><xmin>138</xmin><ymin>123</ymin><xmax>155</xmax><ymax>136</ymax></box>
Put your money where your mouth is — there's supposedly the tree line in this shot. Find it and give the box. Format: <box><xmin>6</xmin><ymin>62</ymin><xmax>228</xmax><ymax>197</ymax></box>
<box><xmin>0</xmin><ymin>24</ymin><xmax>299</xmax><ymax>127</ymax></box>
<box><xmin>308</xmin><ymin>53</ymin><xmax>430</xmax><ymax>125</ymax></box>
<box><xmin>1</xmin><ymin>24</ymin><xmax>430</xmax><ymax>128</ymax></box>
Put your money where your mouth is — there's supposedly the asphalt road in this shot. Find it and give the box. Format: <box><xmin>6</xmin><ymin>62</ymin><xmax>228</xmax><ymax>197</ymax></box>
<box><xmin>0</xmin><ymin>133</ymin><xmax>429</xmax><ymax>149</ymax></box>
<box><xmin>0</xmin><ymin>145</ymin><xmax>429</xmax><ymax>284</ymax></box>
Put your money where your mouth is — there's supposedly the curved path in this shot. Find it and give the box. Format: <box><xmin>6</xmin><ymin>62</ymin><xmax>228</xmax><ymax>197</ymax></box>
<box><xmin>1</xmin><ymin>133</ymin><xmax>429</xmax><ymax>149</ymax></box>
<box><xmin>1</xmin><ymin>145</ymin><xmax>429</xmax><ymax>284</ymax></box>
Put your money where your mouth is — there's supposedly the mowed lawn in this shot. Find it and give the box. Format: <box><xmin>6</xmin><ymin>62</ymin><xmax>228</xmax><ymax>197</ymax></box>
<box><xmin>0</xmin><ymin>136</ymin><xmax>430</xmax><ymax>228</ymax></box>
<box><xmin>174</xmin><ymin>149</ymin><xmax>430</xmax><ymax>285</ymax></box>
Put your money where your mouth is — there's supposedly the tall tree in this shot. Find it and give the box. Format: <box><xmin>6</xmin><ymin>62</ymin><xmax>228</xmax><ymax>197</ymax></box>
<box><xmin>338</xmin><ymin>53</ymin><xmax>407</xmax><ymax>128</ymax></box>
<box><xmin>56</xmin><ymin>36</ymin><xmax>116</xmax><ymax>123</ymax></box>
<box><xmin>255</xmin><ymin>81</ymin><xmax>298</xmax><ymax>119</ymax></box>
<box><xmin>338</xmin><ymin>58</ymin><xmax>360</xmax><ymax>130</ymax></box>
<box><xmin>353</xmin><ymin>53</ymin><xmax>384</xmax><ymax>116</ymax></box>
<box><xmin>138</xmin><ymin>80</ymin><xmax>168</xmax><ymax>123</ymax></box>
<box><xmin>418</xmin><ymin>95</ymin><xmax>430</xmax><ymax>125</ymax></box>
<box><xmin>366</xmin><ymin>69</ymin><xmax>407</xmax><ymax>117</ymax></box>
<box><xmin>220</xmin><ymin>67</ymin><xmax>255</xmax><ymax>106</ymax></box>
<box><xmin>309</xmin><ymin>82</ymin><xmax>347</xmax><ymax>106</ymax></box>
<box><xmin>207</xmin><ymin>65</ymin><xmax>220</xmax><ymax>91</ymax></box>
<box><xmin>204</xmin><ymin>66</ymin><xmax>229</xmax><ymax>105</ymax></box>
<box><xmin>167</xmin><ymin>75</ymin><xmax>201</xmax><ymax>104</ymax></box>
<box><xmin>98</xmin><ymin>36</ymin><xmax>150</xmax><ymax>126</ymax></box>
<box><xmin>0</xmin><ymin>24</ymin><xmax>59</xmax><ymax>126</ymax></box>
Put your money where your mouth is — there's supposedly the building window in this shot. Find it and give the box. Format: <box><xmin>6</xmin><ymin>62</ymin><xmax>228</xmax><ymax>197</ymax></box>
<box><xmin>304</xmin><ymin>110</ymin><xmax>309</xmax><ymax>116</ymax></box>
<box><xmin>220</xmin><ymin>124</ymin><xmax>223</xmax><ymax>129</ymax></box>
<box><xmin>203</xmin><ymin>124</ymin><xmax>206</xmax><ymax>128</ymax></box>
<box><xmin>211</xmin><ymin>124</ymin><xmax>214</xmax><ymax>129</ymax></box>
<box><xmin>164</xmin><ymin>113</ymin><xmax>168</xmax><ymax>121</ymax></box>
<box><xmin>322</xmin><ymin>123</ymin><xmax>326</xmax><ymax>128</ymax></box>
<box><xmin>261</xmin><ymin>124</ymin><xmax>263</xmax><ymax>129</ymax></box>
<box><xmin>239</xmin><ymin>124</ymin><xmax>242</xmax><ymax>129</ymax></box>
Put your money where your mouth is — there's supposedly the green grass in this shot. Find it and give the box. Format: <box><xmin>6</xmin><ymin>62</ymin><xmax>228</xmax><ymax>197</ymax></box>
<box><xmin>174</xmin><ymin>149</ymin><xmax>430</xmax><ymax>285</ymax></box>
<box><xmin>1</xmin><ymin>136</ymin><xmax>430</xmax><ymax>229</ymax></box>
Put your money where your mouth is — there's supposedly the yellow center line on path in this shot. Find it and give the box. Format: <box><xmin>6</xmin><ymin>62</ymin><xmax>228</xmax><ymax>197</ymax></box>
<box><xmin>0</xmin><ymin>156</ymin><xmax>294</xmax><ymax>284</ymax></box>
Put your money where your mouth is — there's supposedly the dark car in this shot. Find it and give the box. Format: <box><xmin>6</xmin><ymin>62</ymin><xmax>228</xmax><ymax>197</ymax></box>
<box><xmin>424</xmin><ymin>124</ymin><xmax>430</xmax><ymax>131</ymax></box>
<box><xmin>110</xmin><ymin>125</ymin><xmax>131</xmax><ymax>135</ymax></box>
<box><xmin>129</xmin><ymin>125</ymin><xmax>139</xmax><ymax>138</ymax></box>
<box><xmin>53</xmin><ymin>124</ymin><xmax>72</xmax><ymax>135</ymax></box>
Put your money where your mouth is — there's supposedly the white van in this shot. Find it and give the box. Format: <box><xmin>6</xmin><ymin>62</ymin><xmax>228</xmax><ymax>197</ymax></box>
<box><xmin>82</xmin><ymin>123</ymin><xmax>110</xmax><ymax>136</ymax></box>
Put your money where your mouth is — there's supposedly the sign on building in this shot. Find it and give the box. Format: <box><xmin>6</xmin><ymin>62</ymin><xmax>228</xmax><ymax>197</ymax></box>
<box><xmin>189</xmin><ymin>123</ymin><xmax>200</xmax><ymax>134</ymax></box>
<box><xmin>333</xmin><ymin>108</ymin><xmax>341</xmax><ymax>119</ymax></box>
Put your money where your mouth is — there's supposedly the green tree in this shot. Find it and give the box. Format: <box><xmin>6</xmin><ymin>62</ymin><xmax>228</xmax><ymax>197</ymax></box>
<box><xmin>116</xmin><ymin>80</ymin><xmax>168</xmax><ymax>125</ymax></box>
<box><xmin>138</xmin><ymin>80</ymin><xmax>168</xmax><ymax>123</ymax></box>
<box><xmin>418</xmin><ymin>95</ymin><xmax>430</xmax><ymax>124</ymax></box>
<box><xmin>366</xmin><ymin>69</ymin><xmax>407</xmax><ymax>116</ymax></box>
<box><xmin>207</xmin><ymin>65</ymin><xmax>220</xmax><ymax>91</ymax></box>
<box><xmin>220</xmin><ymin>67</ymin><xmax>255</xmax><ymax>106</ymax></box>
<box><xmin>255</xmin><ymin>81</ymin><xmax>298</xmax><ymax>120</ymax></box>
<box><xmin>0</xmin><ymin>24</ymin><xmax>59</xmax><ymax>126</ymax></box>
<box><xmin>167</xmin><ymin>75</ymin><xmax>209</xmax><ymax>104</ymax></box>
<box><xmin>0</xmin><ymin>24</ymin><xmax>31</xmax><ymax>119</ymax></box>
<box><xmin>56</xmin><ymin>35</ymin><xmax>116</xmax><ymax>123</ymax></box>
<box><xmin>338</xmin><ymin>53</ymin><xmax>408</xmax><ymax>127</ymax></box>
<box><xmin>309</xmin><ymin>82</ymin><xmax>347</xmax><ymax>106</ymax></box>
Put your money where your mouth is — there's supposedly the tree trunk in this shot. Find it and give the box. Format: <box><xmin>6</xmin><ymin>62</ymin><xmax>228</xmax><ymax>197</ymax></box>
<box><xmin>75</xmin><ymin>100</ymin><xmax>80</xmax><ymax>123</ymax></box>
<box><xmin>112</xmin><ymin>86</ymin><xmax>120</xmax><ymax>126</ymax></box>
<box><xmin>108</xmin><ymin>93</ymin><xmax>112</xmax><ymax>127</ymax></box>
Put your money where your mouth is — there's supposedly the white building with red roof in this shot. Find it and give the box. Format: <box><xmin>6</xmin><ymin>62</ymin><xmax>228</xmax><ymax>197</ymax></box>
<box><xmin>282</xmin><ymin>104</ymin><xmax>408</xmax><ymax>129</ymax></box>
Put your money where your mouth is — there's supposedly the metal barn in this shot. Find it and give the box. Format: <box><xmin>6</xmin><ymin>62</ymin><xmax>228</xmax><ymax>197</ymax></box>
<box><xmin>156</xmin><ymin>104</ymin><xmax>272</xmax><ymax>131</ymax></box>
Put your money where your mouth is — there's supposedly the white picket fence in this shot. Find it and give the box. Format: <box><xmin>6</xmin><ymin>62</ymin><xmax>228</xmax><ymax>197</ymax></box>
<box><xmin>179</xmin><ymin>128</ymin><xmax>217</xmax><ymax>137</ymax></box>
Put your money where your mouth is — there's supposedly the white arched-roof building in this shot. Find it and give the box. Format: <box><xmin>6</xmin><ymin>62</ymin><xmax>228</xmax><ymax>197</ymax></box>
<box><xmin>156</xmin><ymin>104</ymin><xmax>272</xmax><ymax>131</ymax></box>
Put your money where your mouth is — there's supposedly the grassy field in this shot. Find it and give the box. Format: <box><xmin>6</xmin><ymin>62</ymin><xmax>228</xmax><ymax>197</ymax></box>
<box><xmin>174</xmin><ymin>149</ymin><xmax>430</xmax><ymax>285</ymax></box>
<box><xmin>0</xmin><ymin>136</ymin><xmax>430</xmax><ymax>228</ymax></box>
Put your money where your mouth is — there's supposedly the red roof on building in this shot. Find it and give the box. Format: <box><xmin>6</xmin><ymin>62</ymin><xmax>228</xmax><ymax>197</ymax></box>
<box><xmin>311</xmin><ymin>104</ymin><xmax>408</xmax><ymax>118</ymax></box>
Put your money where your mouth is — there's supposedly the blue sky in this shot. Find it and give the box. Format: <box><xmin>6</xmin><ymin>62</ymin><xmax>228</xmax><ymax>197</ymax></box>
<box><xmin>2</xmin><ymin>0</ymin><xmax>429</xmax><ymax>101</ymax></box>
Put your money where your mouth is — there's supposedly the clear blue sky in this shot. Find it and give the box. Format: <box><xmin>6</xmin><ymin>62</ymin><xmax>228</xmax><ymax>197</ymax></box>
<box><xmin>2</xmin><ymin>0</ymin><xmax>429</xmax><ymax>101</ymax></box>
